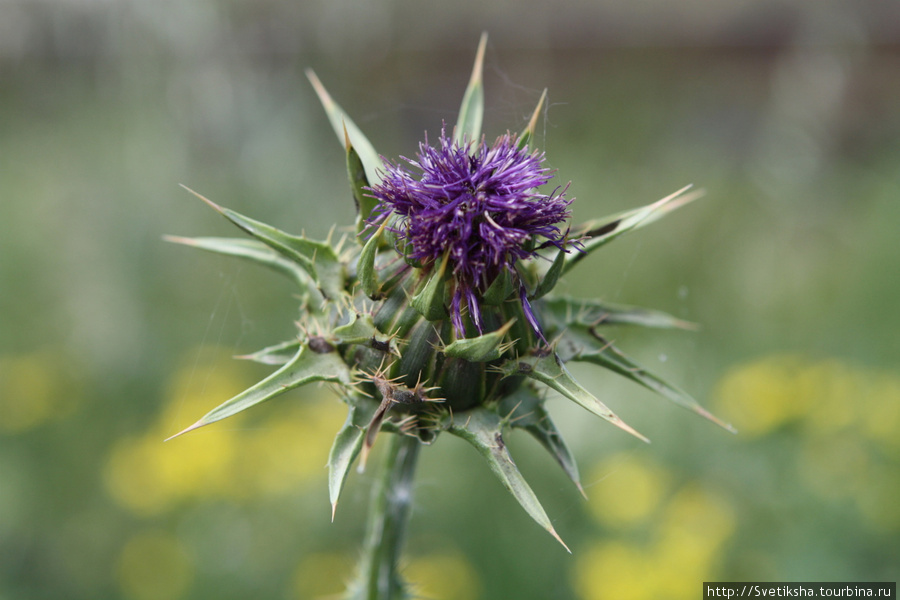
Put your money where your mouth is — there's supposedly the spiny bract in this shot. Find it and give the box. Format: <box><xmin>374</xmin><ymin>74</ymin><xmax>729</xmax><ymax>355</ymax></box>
<box><xmin>166</xmin><ymin>33</ymin><xmax>733</xmax><ymax>548</ymax></box>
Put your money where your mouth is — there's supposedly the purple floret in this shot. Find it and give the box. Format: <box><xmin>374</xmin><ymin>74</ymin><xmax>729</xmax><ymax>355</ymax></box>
<box><xmin>368</xmin><ymin>129</ymin><xmax>571</xmax><ymax>336</ymax></box>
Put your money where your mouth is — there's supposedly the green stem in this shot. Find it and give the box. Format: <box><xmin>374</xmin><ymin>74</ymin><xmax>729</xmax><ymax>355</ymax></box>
<box><xmin>350</xmin><ymin>433</ymin><xmax>421</xmax><ymax>600</ymax></box>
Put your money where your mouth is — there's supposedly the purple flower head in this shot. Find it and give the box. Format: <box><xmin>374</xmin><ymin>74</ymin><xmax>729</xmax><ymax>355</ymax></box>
<box><xmin>368</xmin><ymin>129</ymin><xmax>571</xmax><ymax>336</ymax></box>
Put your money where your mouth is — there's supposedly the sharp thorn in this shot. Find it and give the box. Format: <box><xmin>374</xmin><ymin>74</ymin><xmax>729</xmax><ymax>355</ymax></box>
<box><xmin>358</xmin><ymin>441</ymin><xmax>371</xmax><ymax>473</ymax></box>
<box><xmin>164</xmin><ymin>419</ymin><xmax>205</xmax><ymax>442</ymax></box>
<box><xmin>549</xmin><ymin>527</ymin><xmax>571</xmax><ymax>554</ymax></box>
<box><xmin>305</xmin><ymin>69</ymin><xmax>334</xmax><ymax>109</ymax></box>
<box><xmin>179</xmin><ymin>184</ymin><xmax>223</xmax><ymax>213</ymax></box>
<box><xmin>342</xmin><ymin>121</ymin><xmax>352</xmax><ymax>151</ymax></box>
<box><xmin>576</xmin><ymin>481</ymin><xmax>588</xmax><ymax>501</ymax></box>
<box><xmin>696</xmin><ymin>405</ymin><xmax>738</xmax><ymax>434</ymax></box>
<box><xmin>613</xmin><ymin>418</ymin><xmax>651</xmax><ymax>444</ymax></box>
<box><xmin>161</xmin><ymin>234</ymin><xmax>193</xmax><ymax>245</ymax></box>
<box><xmin>470</xmin><ymin>32</ymin><xmax>488</xmax><ymax>86</ymax></box>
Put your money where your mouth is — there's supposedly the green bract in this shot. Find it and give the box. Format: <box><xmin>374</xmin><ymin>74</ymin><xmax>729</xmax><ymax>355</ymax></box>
<box><xmin>166</xmin><ymin>33</ymin><xmax>733</xmax><ymax>554</ymax></box>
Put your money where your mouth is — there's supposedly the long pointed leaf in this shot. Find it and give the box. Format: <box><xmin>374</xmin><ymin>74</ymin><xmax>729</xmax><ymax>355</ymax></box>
<box><xmin>566</xmin><ymin>337</ymin><xmax>735</xmax><ymax>432</ymax></box>
<box><xmin>344</xmin><ymin>126</ymin><xmax>379</xmax><ymax>236</ymax></box>
<box><xmin>181</xmin><ymin>185</ymin><xmax>344</xmax><ymax>300</ymax></box>
<box><xmin>163</xmin><ymin>236</ymin><xmax>323</xmax><ymax>303</ymax></box>
<box><xmin>410</xmin><ymin>254</ymin><xmax>449</xmax><ymax>321</ymax></box>
<box><xmin>455</xmin><ymin>32</ymin><xmax>487</xmax><ymax>145</ymax></box>
<box><xmin>235</xmin><ymin>339</ymin><xmax>302</xmax><ymax>366</ymax></box>
<box><xmin>530</xmin><ymin>246</ymin><xmax>566</xmax><ymax>300</ymax></box>
<box><xmin>564</xmin><ymin>185</ymin><xmax>701</xmax><ymax>275</ymax></box>
<box><xmin>518</xmin><ymin>88</ymin><xmax>547</xmax><ymax>149</ymax></box>
<box><xmin>540</xmin><ymin>296</ymin><xmax>697</xmax><ymax>332</ymax></box>
<box><xmin>357</xmin><ymin>224</ymin><xmax>383</xmax><ymax>299</ymax></box>
<box><xmin>167</xmin><ymin>344</ymin><xmax>351</xmax><ymax>439</ymax></box>
<box><xmin>500</xmin><ymin>353</ymin><xmax>649</xmax><ymax>443</ymax></box>
<box><xmin>483</xmin><ymin>269</ymin><xmax>516</xmax><ymax>305</ymax></box>
<box><xmin>446</xmin><ymin>407</ymin><xmax>569</xmax><ymax>551</ymax></box>
<box><xmin>306</xmin><ymin>69</ymin><xmax>383</xmax><ymax>185</ymax></box>
<box><xmin>499</xmin><ymin>387</ymin><xmax>584</xmax><ymax>496</ymax></box>
<box><xmin>328</xmin><ymin>400</ymin><xmax>378</xmax><ymax>519</ymax></box>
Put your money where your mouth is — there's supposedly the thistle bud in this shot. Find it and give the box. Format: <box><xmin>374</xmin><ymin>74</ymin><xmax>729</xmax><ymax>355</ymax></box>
<box><xmin>166</xmin><ymin>35</ymin><xmax>734</xmax><ymax>555</ymax></box>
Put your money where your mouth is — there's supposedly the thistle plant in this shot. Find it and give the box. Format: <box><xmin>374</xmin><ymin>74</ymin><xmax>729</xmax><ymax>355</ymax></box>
<box><xmin>167</xmin><ymin>34</ymin><xmax>733</xmax><ymax>599</ymax></box>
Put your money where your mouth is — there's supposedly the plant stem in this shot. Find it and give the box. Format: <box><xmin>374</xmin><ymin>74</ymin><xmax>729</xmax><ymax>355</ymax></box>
<box><xmin>350</xmin><ymin>433</ymin><xmax>420</xmax><ymax>600</ymax></box>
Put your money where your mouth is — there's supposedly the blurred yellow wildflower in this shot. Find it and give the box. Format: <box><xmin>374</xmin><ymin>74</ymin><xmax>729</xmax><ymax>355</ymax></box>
<box><xmin>290</xmin><ymin>547</ymin><xmax>481</xmax><ymax>600</ymax></box>
<box><xmin>796</xmin><ymin>359</ymin><xmax>861</xmax><ymax>435</ymax></box>
<box><xmin>574</xmin><ymin>541</ymin><xmax>656</xmax><ymax>600</ymax></box>
<box><xmin>714</xmin><ymin>353</ymin><xmax>900</xmax><ymax>533</ymax></box>
<box><xmin>713</xmin><ymin>354</ymin><xmax>813</xmax><ymax>437</ymax></box>
<box><xmin>116</xmin><ymin>529</ymin><xmax>193</xmax><ymax>600</ymax></box>
<box><xmin>585</xmin><ymin>452</ymin><xmax>670</xmax><ymax>527</ymax></box>
<box><xmin>797</xmin><ymin>434</ymin><xmax>870</xmax><ymax>502</ymax></box>
<box><xmin>855</xmin><ymin>462</ymin><xmax>900</xmax><ymax>531</ymax></box>
<box><xmin>104</xmin><ymin>426</ymin><xmax>239</xmax><ymax>515</ymax></box>
<box><xmin>229</xmin><ymin>398</ymin><xmax>344</xmax><ymax>498</ymax></box>
<box><xmin>574</xmin><ymin>484</ymin><xmax>735</xmax><ymax>600</ymax></box>
<box><xmin>103</xmin><ymin>346</ymin><xmax>345</xmax><ymax>514</ymax></box>
<box><xmin>292</xmin><ymin>552</ymin><xmax>353</xmax><ymax>599</ymax></box>
<box><xmin>859</xmin><ymin>370</ymin><xmax>900</xmax><ymax>456</ymax></box>
<box><xmin>714</xmin><ymin>354</ymin><xmax>900</xmax><ymax>444</ymax></box>
<box><xmin>404</xmin><ymin>548</ymin><xmax>482</xmax><ymax>600</ymax></box>
<box><xmin>656</xmin><ymin>485</ymin><xmax>736</xmax><ymax>579</ymax></box>
<box><xmin>0</xmin><ymin>350</ymin><xmax>80</xmax><ymax>433</ymax></box>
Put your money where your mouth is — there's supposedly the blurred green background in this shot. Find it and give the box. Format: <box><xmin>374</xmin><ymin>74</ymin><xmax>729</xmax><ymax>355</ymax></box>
<box><xmin>2</xmin><ymin>1</ymin><xmax>899</xmax><ymax>599</ymax></box>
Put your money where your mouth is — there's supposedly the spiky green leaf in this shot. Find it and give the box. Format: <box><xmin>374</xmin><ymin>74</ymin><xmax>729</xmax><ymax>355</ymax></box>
<box><xmin>181</xmin><ymin>186</ymin><xmax>345</xmax><ymax>300</ymax></box>
<box><xmin>166</xmin><ymin>343</ymin><xmax>351</xmax><ymax>439</ymax></box>
<box><xmin>162</xmin><ymin>236</ymin><xmax>323</xmax><ymax>304</ymax></box>
<box><xmin>499</xmin><ymin>387</ymin><xmax>583</xmax><ymax>496</ymax></box>
<box><xmin>345</xmin><ymin>131</ymin><xmax>379</xmax><ymax>236</ymax></box>
<box><xmin>331</xmin><ymin>312</ymin><xmax>378</xmax><ymax>345</ymax></box>
<box><xmin>410</xmin><ymin>255</ymin><xmax>449</xmax><ymax>321</ymax></box>
<box><xmin>235</xmin><ymin>339</ymin><xmax>301</xmax><ymax>365</ymax></box>
<box><xmin>357</xmin><ymin>224</ymin><xmax>384</xmax><ymax>299</ymax></box>
<box><xmin>564</xmin><ymin>185</ymin><xmax>701</xmax><ymax>275</ymax></box>
<box><xmin>454</xmin><ymin>32</ymin><xmax>487</xmax><ymax>145</ymax></box>
<box><xmin>499</xmin><ymin>352</ymin><xmax>649</xmax><ymax>443</ymax></box>
<box><xmin>541</xmin><ymin>296</ymin><xmax>697</xmax><ymax>332</ymax></box>
<box><xmin>442</xmin><ymin>320</ymin><xmax>514</xmax><ymax>362</ymax></box>
<box><xmin>328</xmin><ymin>400</ymin><xmax>379</xmax><ymax>519</ymax></box>
<box><xmin>332</xmin><ymin>312</ymin><xmax>396</xmax><ymax>355</ymax></box>
<box><xmin>436</xmin><ymin>357</ymin><xmax>485</xmax><ymax>412</ymax></box>
<box><xmin>531</xmin><ymin>246</ymin><xmax>566</xmax><ymax>300</ymax></box>
<box><xmin>482</xmin><ymin>269</ymin><xmax>516</xmax><ymax>305</ymax></box>
<box><xmin>306</xmin><ymin>69</ymin><xmax>383</xmax><ymax>185</ymax></box>
<box><xmin>446</xmin><ymin>407</ymin><xmax>569</xmax><ymax>551</ymax></box>
<box><xmin>517</xmin><ymin>88</ymin><xmax>547</xmax><ymax>150</ymax></box>
<box><xmin>562</xmin><ymin>336</ymin><xmax>735</xmax><ymax>432</ymax></box>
